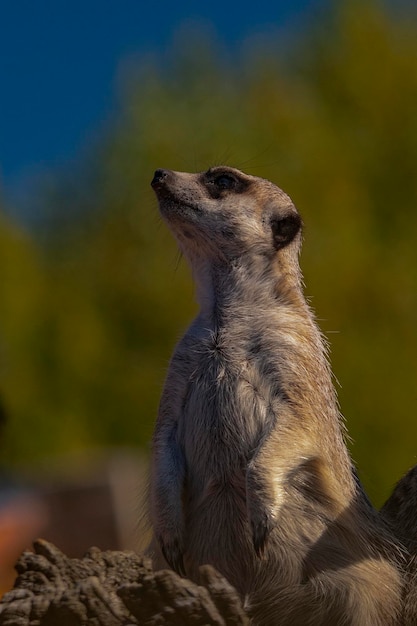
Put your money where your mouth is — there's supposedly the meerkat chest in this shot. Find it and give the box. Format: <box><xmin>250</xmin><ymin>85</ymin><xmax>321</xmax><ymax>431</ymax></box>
<box><xmin>176</xmin><ymin>334</ymin><xmax>273</xmax><ymax>475</ymax></box>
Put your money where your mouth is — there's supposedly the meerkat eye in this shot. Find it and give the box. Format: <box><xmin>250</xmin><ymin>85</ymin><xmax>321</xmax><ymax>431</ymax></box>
<box><xmin>204</xmin><ymin>169</ymin><xmax>248</xmax><ymax>197</ymax></box>
<box><xmin>213</xmin><ymin>174</ymin><xmax>238</xmax><ymax>190</ymax></box>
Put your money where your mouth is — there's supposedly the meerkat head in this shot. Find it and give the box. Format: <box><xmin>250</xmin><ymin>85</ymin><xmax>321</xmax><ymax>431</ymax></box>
<box><xmin>151</xmin><ymin>166</ymin><xmax>302</xmax><ymax>270</ymax></box>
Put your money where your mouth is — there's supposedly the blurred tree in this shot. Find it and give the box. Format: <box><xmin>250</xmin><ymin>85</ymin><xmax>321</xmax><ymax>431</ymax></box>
<box><xmin>2</xmin><ymin>0</ymin><xmax>417</xmax><ymax>506</ymax></box>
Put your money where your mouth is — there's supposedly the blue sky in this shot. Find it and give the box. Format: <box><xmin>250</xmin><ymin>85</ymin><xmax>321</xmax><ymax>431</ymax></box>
<box><xmin>1</xmin><ymin>0</ymin><xmax>320</xmax><ymax>209</ymax></box>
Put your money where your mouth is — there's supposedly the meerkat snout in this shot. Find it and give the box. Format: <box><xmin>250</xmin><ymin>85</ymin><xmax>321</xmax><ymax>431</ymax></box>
<box><xmin>151</xmin><ymin>168</ymin><xmax>172</xmax><ymax>193</ymax></box>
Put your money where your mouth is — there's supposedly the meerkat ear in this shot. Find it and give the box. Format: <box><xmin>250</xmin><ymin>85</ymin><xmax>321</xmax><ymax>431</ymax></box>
<box><xmin>270</xmin><ymin>212</ymin><xmax>302</xmax><ymax>250</ymax></box>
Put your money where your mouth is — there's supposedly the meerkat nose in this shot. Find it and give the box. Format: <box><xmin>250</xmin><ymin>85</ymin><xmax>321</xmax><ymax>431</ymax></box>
<box><xmin>151</xmin><ymin>168</ymin><xmax>171</xmax><ymax>188</ymax></box>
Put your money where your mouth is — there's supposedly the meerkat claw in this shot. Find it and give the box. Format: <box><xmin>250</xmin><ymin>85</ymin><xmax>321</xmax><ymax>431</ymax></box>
<box><xmin>252</xmin><ymin>519</ymin><xmax>271</xmax><ymax>558</ymax></box>
<box><xmin>161</xmin><ymin>540</ymin><xmax>186</xmax><ymax>577</ymax></box>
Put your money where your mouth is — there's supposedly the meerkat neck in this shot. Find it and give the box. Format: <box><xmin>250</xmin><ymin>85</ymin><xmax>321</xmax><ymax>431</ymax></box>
<box><xmin>193</xmin><ymin>255</ymin><xmax>302</xmax><ymax>321</ymax></box>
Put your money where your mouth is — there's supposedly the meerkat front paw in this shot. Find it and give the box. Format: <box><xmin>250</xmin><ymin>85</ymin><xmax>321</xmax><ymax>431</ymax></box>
<box><xmin>158</xmin><ymin>533</ymin><xmax>186</xmax><ymax>577</ymax></box>
<box><xmin>246</xmin><ymin>464</ymin><xmax>275</xmax><ymax>557</ymax></box>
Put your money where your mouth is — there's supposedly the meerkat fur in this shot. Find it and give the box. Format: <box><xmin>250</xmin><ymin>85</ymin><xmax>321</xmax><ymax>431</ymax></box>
<box><xmin>149</xmin><ymin>166</ymin><xmax>404</xmax><ymax>625</ymax></box>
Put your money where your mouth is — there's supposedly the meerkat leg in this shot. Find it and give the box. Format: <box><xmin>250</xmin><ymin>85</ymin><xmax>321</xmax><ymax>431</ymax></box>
<box><xmin>151</xmin><ymin>425</ymin><xmax>186</xmax><ymax>576</ymax></box>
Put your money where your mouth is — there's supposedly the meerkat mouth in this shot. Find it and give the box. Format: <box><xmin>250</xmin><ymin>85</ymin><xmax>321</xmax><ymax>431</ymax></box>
<box><xmin>151</xmin><ymin>170</ymin><xmax>203</xmax><ymax>220</ymax></box>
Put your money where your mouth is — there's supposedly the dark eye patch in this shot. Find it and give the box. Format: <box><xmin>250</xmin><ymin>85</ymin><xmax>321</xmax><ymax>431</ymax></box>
<box><xmin>203</xmin><ymin>168</ymin><xmax>249</xmax><ymax>198</ymax></box>
<box><xmin>213</xmin><ymin>174</ymin><xmax>237</xmax><ymax>190</ymax></box>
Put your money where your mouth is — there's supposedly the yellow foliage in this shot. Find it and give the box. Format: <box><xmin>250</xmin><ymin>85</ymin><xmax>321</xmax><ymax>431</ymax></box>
<box><xmin>2</xmin><ymin>1</ymin><xmax>417</xmax><ymax>505</ymax></box>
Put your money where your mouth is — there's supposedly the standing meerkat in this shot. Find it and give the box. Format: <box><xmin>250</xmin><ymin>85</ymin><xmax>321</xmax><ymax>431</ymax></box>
<box><xmin>149</xmin><ymin>166</ymin><xmax>404</xmax><ymax>625</ymax></box>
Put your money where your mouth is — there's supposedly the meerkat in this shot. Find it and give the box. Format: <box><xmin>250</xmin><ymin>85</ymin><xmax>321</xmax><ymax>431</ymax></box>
<box><xmin>381</xmin><ymin>466</ymin><xmax>417</xmax><ymax>624</ymax></box>
<box><xmin>149</xmin><ymin>166</ymin><xmax>404</xmax><ymax>625</ymax></box>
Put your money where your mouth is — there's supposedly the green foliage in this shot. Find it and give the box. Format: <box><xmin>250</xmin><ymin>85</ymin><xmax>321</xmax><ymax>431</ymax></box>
<box><xmin>2</xmin><ymin>0</ymin><xmax>417</xmax><ymax>505</ymax></box>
